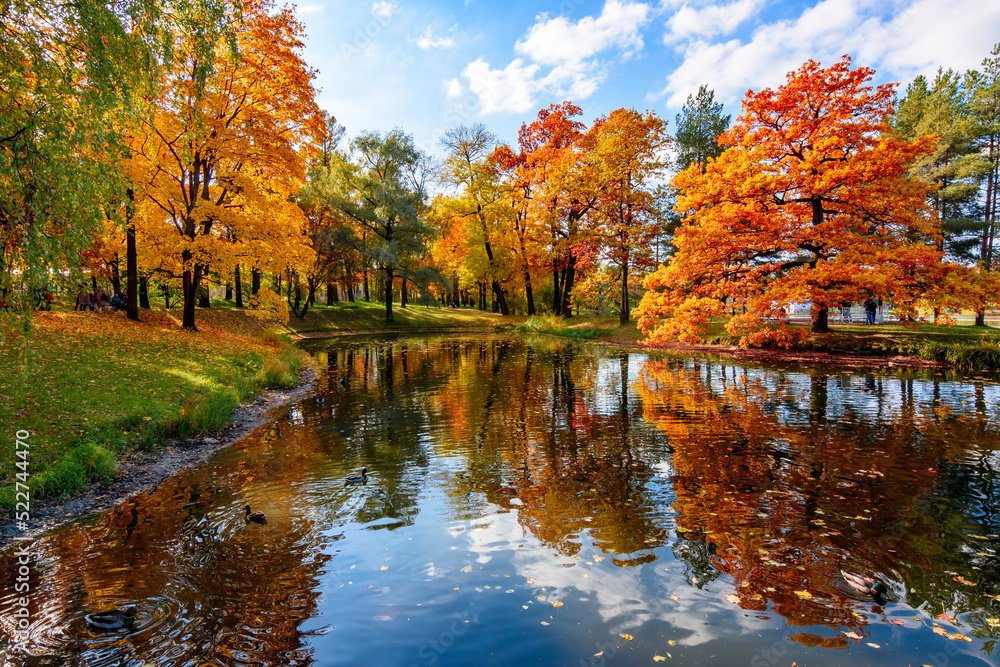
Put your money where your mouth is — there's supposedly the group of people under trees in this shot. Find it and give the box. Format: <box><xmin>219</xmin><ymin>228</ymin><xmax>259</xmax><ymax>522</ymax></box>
<box><xmin>75</xmin><ymin>285</ymin><xmax>128</xmax><ymax>312</ymax></box>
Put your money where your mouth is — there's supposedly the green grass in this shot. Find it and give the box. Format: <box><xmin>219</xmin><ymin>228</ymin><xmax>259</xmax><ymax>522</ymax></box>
<box><xmin>280</xmin><ymin>299</ymin><xmax>506</xmax><ymax>334</ymax></box>
<box><xmin>0</xmin><ymin>308</ymin><xmax>309</xmax><ymax>508</ymax></box>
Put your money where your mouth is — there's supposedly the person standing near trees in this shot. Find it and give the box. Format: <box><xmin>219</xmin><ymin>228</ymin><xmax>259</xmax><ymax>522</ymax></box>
<box><xmin>864</xmin><ymin>298</ymin><xmax>877</xmax><ymax>325</ymax></box>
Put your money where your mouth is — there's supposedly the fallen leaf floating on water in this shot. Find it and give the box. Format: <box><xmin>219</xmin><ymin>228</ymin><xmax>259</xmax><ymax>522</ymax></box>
<box><xmin>669</xmin><ymin>595</ymin><xmax>680</xmax><ymax>601</ymax></box>
<box><xmin>952</xmin><ymin>576</ymin><xmax>976</xmax><ymax>586</ymax></box>
<box><xmin>620</xmin><ymin>633</ymin><xmax>634</xmax><ymax>641</ymax></box>
<box><xmin>668</xmin><ymin>640</ymin><xmax>676</xmax><ymax>646</ymax></box>
<box><xmin>460</xmin><ymin>566</ymin><xmax>473</xmax><ymax>573</ymax></box>
<box><xmin>937</xmin><ymin>613</ymin><xmax>957</xmax><ymax>623</ymax></box>
<box><xmin>890</xmin><ymin>619</ymin><xmax>905</xmax><ymax>626</ymax></box>
<box><xmin>866</xmin><ymin>643</ymin><xmax>880</xmax><ymax>649</ymax></box>
<box><xmin>653</xmin><ymin>656</ymin><xmax>666</xmax><ymax>662</ymax></box>
<box><xmin>552</xmin><ymin>601</ymin><xmax>564</xmax><ymax>608</ymax></box>
<box><xmin>380</xmin><ymin>566</ymin><xmax>388</xmax><ymax>571</ymax></box>
<box><xmin>725</xmin><ymin>594</ymin><xmax>740</xmax><ymax>604</ymax></box>
<box><xmin>842</xmin><ymin>631</ymin><xmax>863</xmax><ymax>640</ymax></box>
<box><xmin>540</xmin><ymin>621</ymin><xmax>550</xmax><ymax>626</ymax></box>
<box><xmin>794</xmin><ymin>590</ymin><xmax>813</xmax><ymax>600</ymax></box>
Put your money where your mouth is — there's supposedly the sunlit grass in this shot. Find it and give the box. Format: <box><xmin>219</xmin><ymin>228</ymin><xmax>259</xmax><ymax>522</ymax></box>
<box><xmin>281</xmin><ymin>299</ymin><xmax>504</xmax><ymax>334</ymax></box>
<box><xmin>0</xmin><ymin>309</ymin><xmax>306</xmax><ymax>508</ymax></box>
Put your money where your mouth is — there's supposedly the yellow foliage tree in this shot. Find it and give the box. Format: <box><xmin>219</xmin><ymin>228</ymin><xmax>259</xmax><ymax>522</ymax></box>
<box><xmin>127</xmin><ymin>0</ymin><xmax>325</xmax><ymax>330</ymax></box>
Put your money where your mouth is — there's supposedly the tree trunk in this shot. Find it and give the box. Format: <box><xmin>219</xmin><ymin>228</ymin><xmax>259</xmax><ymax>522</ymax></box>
<box><xmin>225</xmin><ymin>283</ymin><xmax>232</xmax><ymax>300</ymax></box>
<box><xmin>383</xmin><ymin>267</ymin><xmax>393</xmax><ymax>321</ymax></box>
<box><xmin>125</xmin><ymin>189</ymin><xmax>139</xmax><ymax>321</ymax></box>
<box><xmin>524</xmin><ymin>268</ymin><xmax>535</xmax><ymax>316</ymax></box>
<box><xmin>182</xmin><ymin>260</ymin><xmax>203</xmax><ymax>330</ymax></box>
<box><xmin>348</xmin><ymin>283</ymin><xmax>355</xmax><ymax>302</ymax></box>
<box><xmin>327</xmin><ymin>282</ymin><xmax>337</xmax><ymax>304</ymax></box>
<box><xmin>400</xmin><ymin>276</ymin><xmax>408</xmax><ymax>309</ymax></box>
<box><xmin>198</xmin><ymin>283</ymin><xmax>210</xmax><ymax>308</ymax></box>
<box><xmin>364</xmin><ymin>269</ymin><xmax>370</xmax><ymax>302</ymax></box>
<box><xmin>111</xmin><ymin>256</ymin><xmax>121</xmax><ymax>296</ymax></box>
<box><xmin>552</xmin><ymin>263</ymin><xmax>561</xmax><ymax>316</ymax></box>
<box><xmin>234</xmin><ymin>265</ymin><xmax>244</xmax><ymax>307</ymax></box>
<box><xmin>811</xmin><ymin>305</ymin><xmax>829</xmax><ymax>333</ymax></box>
<box><xmin>251</xmin><ymin>269</ymin><xmax>261</xmax><ymax>296</ymax></box>
<box><xmin>619</xmin><ymin>256</ymin><xmax>629</xmax><ymax>325</ymax></box>
<box><xmin>139</xmin><ymin>275</ymin><xmax>150</xmax><ymax>309</ymax></box>
<box><xmin>561</xmin><ymin>258</ymin><xmax>577</xmax><ymax>319</ymax></box>
<box><xmin>451</xmin><ymin>272</ymin><xmax>459</xmax><ymax>306</ymax></box>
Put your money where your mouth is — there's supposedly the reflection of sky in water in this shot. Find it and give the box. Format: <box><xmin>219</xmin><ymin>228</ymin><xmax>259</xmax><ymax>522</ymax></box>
<box><xmin>2</xmin><ymin>335</ymin><xmax>999</xmax><ymax>666</ymax></box>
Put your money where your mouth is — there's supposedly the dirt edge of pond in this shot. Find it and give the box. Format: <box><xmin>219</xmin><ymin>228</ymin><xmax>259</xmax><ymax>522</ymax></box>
<box><xmin>0</xmin><ymin>362</ymin><xmax>319</xmax><ymax>552</ymax></box>
<box><xmin>596</xmin><ymin>335</ymin><xmax>945</xmax><ymax>369</ymax></box>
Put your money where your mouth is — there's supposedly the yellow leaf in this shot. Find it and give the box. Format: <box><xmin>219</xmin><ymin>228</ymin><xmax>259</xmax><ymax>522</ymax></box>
<box><xmin>653</xmin><ymin>656</ymin><xmax>666</xmax><ymax>662</ymax></box>
<box><xmin>380</xmin><ymin>565</ymin><xmax>388</xmax><ymax>571</ymax></box>
<box><xmin>794</xmin><ymin>590</ymin><xmax>812</xmax><ymax>599</ymax></box>
<box><xmin>619</xmin><ymin>633</ymin><xmax>633</xmax><ymax>641</ymax></box>
<box><xmin>552</xmin><ymin>600</ymin><xmax>563</xmax><ymax>607</ymax></box>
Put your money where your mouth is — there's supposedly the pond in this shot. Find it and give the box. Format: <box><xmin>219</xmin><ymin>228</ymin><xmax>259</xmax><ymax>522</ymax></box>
<box><xmin>2</xmin><ymin>334</ymin><xmax>999</xmax><ymax>666</ymax></box>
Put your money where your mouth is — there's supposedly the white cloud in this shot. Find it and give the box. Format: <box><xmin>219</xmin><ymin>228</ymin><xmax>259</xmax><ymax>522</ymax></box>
<box><xmin>659</xmin><ymin>0</ymin><xmax>1000</xmax><ymax>110</ymax></box>
<box><xmin>663</xmin><ymin>0</ymin><xmax>763</xmax><ymax>44</ymax></box>
<box><xmin>295</xmin><ymin>4</ymin><xmax>323</xmax><ymax>15</ymax></box>
<box><xmin>416</xmin><ymin>26</ymin><xmax>455</xmax><ymax>50</ymax></box>
<box><xmin>446</xmin><ymin>77</ymin><xmax>464</xmax><ymax>99</ymax></box>
<box><xmin>461</xmin><ymin>0</ymin><xmax>652</xmax><ymax>115</ymax></box>
<box><xmin>371</xmin><ymin>1</ymin><xmax>397</xmax><ymax>21</ymax></box>
<box><xmin>516</xmin><ymin>0</ymin><xmax>651</xmax><ymax>65</ymax></box>
<box><xmin>463</xmin><ymin>58</ymin><xmax>541</xmax><ymax>114</ymax></box>
<box><xmin>658</xmin><ymin>0</ymin><xmax>863</xmax><ymax>107</ymax></box>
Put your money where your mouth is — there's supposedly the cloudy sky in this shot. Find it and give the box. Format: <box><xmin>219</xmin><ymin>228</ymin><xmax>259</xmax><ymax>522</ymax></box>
<box><xmin>293</xmin><ymin>0</ymin><xmax>1000</xmax><ymax>155</ymax></box>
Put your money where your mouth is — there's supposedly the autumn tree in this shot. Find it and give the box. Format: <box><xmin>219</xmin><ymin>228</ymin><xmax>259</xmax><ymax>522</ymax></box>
<box><xmin>440</xmin><ymin>124</ymin><xmax>511</xmax><ymax>314</ymax></box>
<box><xmin>636</xmin><ymin>56</ymin><xmax>950</xmax><ymax>347</ymax></box>
<box><xmin>1</xmin><ymin>0</ymin><xmax>160</xmax><ymax>330</ymax></box>
<box><xmin>490</xmin><ymin>144</ymin><xmax>540</xmax><ymax>314</ymax></box>
<box><xmin>130</xmin><ymin>0</ymin><xmax>324</xmax><ymax>330</ymax></box>
<box><xmin>331</xmin><ymin>129</ymin><xmax>432</xmax><ymax>322</ymax></box>
<box><xmin>519</xmin><ymin>102</ymin><xmax>600</xmax><ymax>318</ymax></box>
<box><xmin>589</xmin><ymin>108</ymin><xmax>670</xmax><ymax>324</ymax></box>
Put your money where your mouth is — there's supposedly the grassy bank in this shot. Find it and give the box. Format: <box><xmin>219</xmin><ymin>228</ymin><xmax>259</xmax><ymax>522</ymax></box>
<box><xmin>277</xmin><ymin>300</ymin><xmax>505</xmax><ymax>335</ymax></box>
<box><xmin>514</xmin><ymin>314</ymin><xmax>1000</xmax><ymax>372</ymax></box>
<box><xmin>0</xmin><ymin>309</ymin><xmax>306</xmax><ymax>509</ymax></box>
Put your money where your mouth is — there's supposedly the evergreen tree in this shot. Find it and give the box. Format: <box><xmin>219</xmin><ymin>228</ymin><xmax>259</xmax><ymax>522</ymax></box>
<box><xmin>895</xmin><ymin>69</ymin><xmax>985</xmax><ymax>267</ymax></box>
<box><xmin>674</xmin><ymin>85</ymin><xmax>731</xmax><ymax>173</ymax></box>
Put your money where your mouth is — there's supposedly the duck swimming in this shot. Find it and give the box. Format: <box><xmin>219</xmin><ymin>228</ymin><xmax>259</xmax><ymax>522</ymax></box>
<box><xmin>85</xmin><ymin>606</ymin><xmax>137</xmax><ymax>631</ymax></box>
<box><xmin>842</xmin><ymin>570</ymin><xmax>889</xmax><ymax>602</ymax></box>
<box><xmin>245</xmin><ymin>505</ymin><xmax>267</xmax><ymax>523</ymax></box>
<box><xmin>345</xmin><ymin>467</ymin><xmax>368</xmax><ymax>483</ymax></box>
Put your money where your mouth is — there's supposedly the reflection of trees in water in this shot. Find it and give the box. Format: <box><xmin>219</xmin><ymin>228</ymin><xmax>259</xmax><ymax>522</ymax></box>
<box><xmin>636</xmin><ymin>358</ymin><xmax>1000</xmax><ymax>634</ymax></box>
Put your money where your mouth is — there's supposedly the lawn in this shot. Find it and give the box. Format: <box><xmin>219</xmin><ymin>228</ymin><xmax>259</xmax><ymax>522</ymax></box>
<box><xmin>275</xmin><ymin>299</ymin><xmax>507</xmax><ymax>334</ymax></box>
<box><xmin>1</xmin><ymin>308</ymin><xmax>305</xmax><ymax>507</ymax></box>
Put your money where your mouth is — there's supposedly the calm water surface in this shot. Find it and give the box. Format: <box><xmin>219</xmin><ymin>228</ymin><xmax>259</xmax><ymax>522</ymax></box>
<box><xmin>2</xmin><ymin>334</ymin><xmax>999</xmax><ymax>666</ymax></box>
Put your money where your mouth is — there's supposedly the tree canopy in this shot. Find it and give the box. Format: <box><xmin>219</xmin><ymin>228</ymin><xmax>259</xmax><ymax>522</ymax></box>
<box><xmin>635</xmin><ymin>56</ymin><xmax>978</xmax><ymax>347</ymax></box>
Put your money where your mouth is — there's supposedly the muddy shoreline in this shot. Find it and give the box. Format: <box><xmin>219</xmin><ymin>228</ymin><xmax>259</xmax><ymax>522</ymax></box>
<box><xmin>596</xmin><ymin>335</ymin><xmax>944</xmax><ymax>369</ymax></box>
<box><xmin>0</xmin><ymin>363</ymin><xmax>318</xmax><ymax>552</ymax></box>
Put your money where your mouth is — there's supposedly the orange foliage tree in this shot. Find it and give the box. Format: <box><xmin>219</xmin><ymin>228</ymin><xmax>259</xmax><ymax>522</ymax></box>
<box><xmin>589</xmin><ymin>108</ymin><xmax>670</xmax><ymax>324</ymax></box>
<box><xmin>129</xmin><ymin>0</ymin><xmax>325</xmax><ymax>330</ymax></box>
<box><xmin>636</xmin><ymin>56</ymin><xmax>964</xmax><ymax>347</ymax></box>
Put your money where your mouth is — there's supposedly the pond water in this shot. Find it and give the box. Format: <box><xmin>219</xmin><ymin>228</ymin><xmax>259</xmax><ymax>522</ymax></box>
<box><xmin>2</xmin><ymin>334</ymin><xmax>1000</xmax><ymax>666</ymax></box>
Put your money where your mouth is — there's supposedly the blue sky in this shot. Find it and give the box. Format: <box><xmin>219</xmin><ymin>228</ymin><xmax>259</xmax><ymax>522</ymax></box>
<box><xmin>293</xmin><ymin>0</ymin><xmax>1000</xmax><ymax>156</ymax></box>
